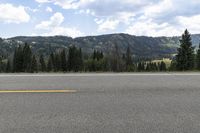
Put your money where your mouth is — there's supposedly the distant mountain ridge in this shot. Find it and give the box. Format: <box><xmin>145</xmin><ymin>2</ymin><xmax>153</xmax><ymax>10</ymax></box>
<box><xmin>1</xmin><ymin>33</ymin><xmax>200</xmax><ymax>58</ymax></box>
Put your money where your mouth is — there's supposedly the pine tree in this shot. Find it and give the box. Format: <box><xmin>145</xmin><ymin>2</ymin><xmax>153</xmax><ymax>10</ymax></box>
<box><xmin>68</xmin><ymin>46</ymin><xmax>75</xmax><ymax>71</ymax></box>
<box><xmin>153</xmin><ymin>63</ymin><xmax>158</xmax><ymax>71</ymax></box>
<box><xmin>141</xmin><ymin>62</ymin><xmax>145</xmax><ymax>71</ymax></box>
<box><xmin>60</xmin><ymin>49</ymin><xmax>67</xmax><ymax>72</ymax></box>
<box><xmin>13</xmin><ymin>45</ymin><xmax>23</xmax><ymax>72</ymax></box>
<box><xmin>47</xmin><ymin>56</ymin><xmax>53</xmax><ymax>72</ymax></box>
<box><xmin>100</xmin><ymin>51</ymin><xmax>104</xmax><ymax>59</ymax></box>
<box><xmin>30</xmin><ymin>55</ymin><xmax>38</xmax><ymax>73</ymax></box>
<box><xmin>54</xmin><ymin>53</ymin><xmax>61</xmax><ymax>71</ymax></box>
<box><xmin>78</xmin><ymin>48</ymin><xmax>83</xmax><ymax>71</ymax></box>
<box><xmin>146</xmin><ymin>63</ymin><xmax>150</xmax><ymax>71</ymax></box>
<box><xmin>137</xmin><ymin>62</ymin><xmax>146</xmax><ymax>72</ymax></box>
<box><xmin>196</xmin><ymin>44</ymin><xmax>200</xmax><ymax>70</ymax></box>
<box><xmin>92</xmin><ymin>50</ymin><xmax>104</xmax><ymax>61</ymax></box>
<box><xmin>22</xmin><ymin>43</ymin><xmax>32</xmax><ymax>72</ymax></box>
<box><xmin>110</xmin><ymin>44</ymin><xmax>121</xmax><ymax>72</ymax></box>
<box><xmin>169</xmin><ymin>60</ymin><xmax>177</xmax><ymax>71</ymax></box>
<box><xmin>0</xmin><ymin>56</ymin><xmax>3</xmax><ymax>72</ymax></box>
<box><xmin>176</xmin><ymin>29</ymin><xmax>195</xmax><ymax>70</ymax></box>
<box><xmin>17</xmin><ymin>46</ymin><xmax>24</xmax><ymax>72</ymax></box>
<box><xmin>68</xmin><ymin>46</ymin><xmax>83</xmax><ymax>72</ymax></box>
<box><xmin>125</xmin><ymin>45</ymin><xmax>132</xmax><ymax>71</ymax></box>
<box><xmin>93</xmin><ymin>50</ymin><xmax>97</xmax><ymax>60</ymax></box>
<box><xmin>13</xmin><ymin>48</ymin><xmax>17</xmax><ymax>72</ymax></box>
<box><xmin>39</xmin><ymin>54</ymin><xmax>46</xmax><ymax>72</ymax></box>
<box><xmin>50</xmin><ymin>52</ymin><xmax>55</xmax><ymax>71</ymax></box>
<box><xmin>160</xmin><ymin>61</ymin><xmax>167</xmax><ymax>71</ymax></box>
<box><xmin>137</xmin><ymin>62</ymin><xmax>142</xmax><ymax>72</ymax></box>
<box><xmin>6</xmin><ymin>60</ymin><xmax>11</xmax><ymax>73</ymax></box>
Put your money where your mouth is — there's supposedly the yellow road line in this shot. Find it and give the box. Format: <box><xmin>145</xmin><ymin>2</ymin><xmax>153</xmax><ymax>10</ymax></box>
<box><xmin>0</xmin><ymin>90</ymin><xmax>77</xmax><ymax>93</ymax></box>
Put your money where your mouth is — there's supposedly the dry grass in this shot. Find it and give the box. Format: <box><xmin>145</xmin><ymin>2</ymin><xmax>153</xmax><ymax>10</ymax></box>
<box><xmin>152</xmin><ymin>58</ymin><xmax>172</xmax><ymax>68</ymax></box>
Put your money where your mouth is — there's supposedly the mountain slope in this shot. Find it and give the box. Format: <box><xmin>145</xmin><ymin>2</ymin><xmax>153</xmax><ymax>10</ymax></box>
<box><xmin>0</xmin><ymin>33</ymin><xmax>200</xmax><ymax>58</ymax></box>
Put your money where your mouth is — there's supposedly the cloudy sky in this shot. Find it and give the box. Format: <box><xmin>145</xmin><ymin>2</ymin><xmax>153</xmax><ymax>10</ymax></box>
<box><xmin>0</xmin><ymin>0</ymin><xmax>200</xmax><ymax>38</ymax></box>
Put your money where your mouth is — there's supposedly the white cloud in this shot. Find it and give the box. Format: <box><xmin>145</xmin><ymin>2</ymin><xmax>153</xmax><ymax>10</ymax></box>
<box><xmin>124</xmin><ymin>0</ymin><xmax>200</xmax><ymax>36</ymax></box>
<box><xmin>143</xmin><ymin>0</ymin><xmax>200</xmax><ymax>22</ymax></box>
<box><xmin>35</xmin><ymin>0</ymin><xmax>154</xmax><ymax>15</ymax></box>
<box><xmin>35</xmin><ymin>0</ymin><xmax>148</xmax><ymax>33</ymax></box>
<box><xmin>34</xmin><ymin>0</ymin><xmax>200</xmax><ymax>36</ymax></box>
<box><xmin>95</xmin><ymin>12</ymin><xmax>135</xmax><ymax>32</ymax></box>
<box><xmin>26</xmin><ymin>7</ymin><xmax>39</xmax><ymax>13</ymax></box>
<box><xmin>42</xmin><ymin>27</ymin><xmax>84</xmax><ymax>38</ymax></box>
<box><xmin>46</xmin><ymin>6</ymin><xmax>53</xmax><ymax>12</ymax></box>
<box><xmin>117</xmin><ymin>12</ymin><xmax>135</xmax><ymax>25</ymax></box>
<box><xmin>125</xmin><ymin>19</ymin><xmax>182</xmax><ymax>37</ymax></box>
<box><xmin>144</xmin><ymin>0</ymin><xmax>173</xmax><ymax>18</ymax></box>
<box><xmin>36</xmin><ymin>12</ymin><xmax>64</xmax><ymax>29</ymax></box>
<box><xmin>35</xmin><ymin>12</ymin><xmax>84</xmax><ymax>37</ymax></box>
<box><xmin>94</xmin><ymin>18</ymin><xmax>103</xmax><ymax>25</ymax></box>
<box><xmin>177</xmin><ymin>14</ymin><xmax>200</xmax><ymax>34</ymax></box>
<box><xmin>0</xmin><ymin>3</ymin><xmax>30</xmax><ymax>23</ymax></box>
<box><xmin>97</xmin><ymin>19</ymin><xmax>119</xmax><ymax>32</ymax></box>
<box><xmin>125</xmin><ymin>13</ymin><xmax>200</xmax><ymax>37</ymax></box>
<box><xmin>35</xmin><ymin>0</ymin><xmax>51</xmax><ymax>3</ymax></box>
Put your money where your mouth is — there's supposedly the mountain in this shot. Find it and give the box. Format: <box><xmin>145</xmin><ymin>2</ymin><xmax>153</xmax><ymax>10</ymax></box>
<box><xmin>0</xmin><ymin>33</ymin><xmax>200</xmax><ymax>58</ymax></box>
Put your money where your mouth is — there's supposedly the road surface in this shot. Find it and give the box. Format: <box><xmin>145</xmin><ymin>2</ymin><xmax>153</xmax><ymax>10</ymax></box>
<box><xmin>0</xmin><ymin>73</ymin><xmax>200</xmax><ymax>133</ymax></box>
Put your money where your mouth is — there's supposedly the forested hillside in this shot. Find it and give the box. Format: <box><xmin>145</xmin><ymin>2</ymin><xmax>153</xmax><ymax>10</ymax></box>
<box><xmin>1</xmin><ymin>33</ymin><xmax>197</xmax><ymax>58</ymax></box>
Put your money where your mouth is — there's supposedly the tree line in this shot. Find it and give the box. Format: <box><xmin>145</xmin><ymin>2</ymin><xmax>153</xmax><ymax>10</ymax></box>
<box><xmin>0</xmin><ymin>44</ymin><xmax>167</xmax><ymax>73</ymax></box>
<box><xmin>0</xmin><ymin>29</ymin><xmax>199</xmax><ymax>73</ymax></box>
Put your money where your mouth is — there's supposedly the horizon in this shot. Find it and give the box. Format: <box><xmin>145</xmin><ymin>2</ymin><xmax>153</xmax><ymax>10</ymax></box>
<box><xmin>3</xmin><ymin>31</ymin><xmax>199</xmax><ymax>39</ymax></box>
<box><xmin>0</xmin><ymin>0</ymin><xmax>200</xmax><ymax>38</ymax></box>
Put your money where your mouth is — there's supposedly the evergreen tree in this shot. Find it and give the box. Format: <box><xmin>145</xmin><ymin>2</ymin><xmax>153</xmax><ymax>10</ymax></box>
<box><xmin>196</xmin><ymin>44</ymin><xmax>200</xmax><ymax>70</ymax></box>
<box><xmin>13</xmin><ymin>45</ymin><xmax>23</xmax><ymax>72</ymax></box>
<box><xmin>55</xmin><ymin>53</ymin><xmax>61</xmax><ymax>71</ymax></box>
<box><xmin>60</xmin><ymin>49</ymin><xmax>67</xmax><ymax>72</ymax></box>
<box><xmin>6</xmin><ymin>60</ymin><xmax>11</xmax><ymax>73</ymax></box>
<box><xmin>0</xmin><ymin>56</ymin><xmax>3</xmax><ymax>72</ymax></box>
<box><xmin>153</xmin><ymin>63</ymin><xmax>158</xmax><ymax>71</ymax></box>
<box><xmin>13</xmin><ymin>49</ymin><xmax>17</xmax><ymax>72</ymax></box>
<box><xmin>30</xmin><ymin>55</ymin><xmax>38</xmax><ymax>73</ymax></box>
<box><xmin>68</xmin><ymin>46</ymin><xmax>83</xmax><ymax>72</ymax></box>
<box><xmin>22</xmin><ymin>43</ymin><xmax>32</xmax><ymax>72</ymax></box>
<box><xmin>77</xmin><ymin>48</ymin><xmax>83</xmax><ymax>71</ymax></box>
<box><xmin>47</xmin><ymin>55</ymin><xmax>53</xmax><ymax>72</ymax></box>
<box><xmin>100</xmin><ymin>51</ymin><xmax>104</xmax><ymax>59</ymax></box>
<box><xmin>68</xmin><ymin>46</ymin><xmax>75</xmax><ymax>71</ymax></box>
<box><xmin>141</xmin><ymin>62</ymin><xmax>145</xmax><ymax>71</ymax></box>
<box><xmin>50</xmin><ymin>52</ymin><xmax>55</xmax><ymax>71</ymax></box>
<box><xmin>159</xmin><ymin>61</ymin><xmax>167</xmax><ymax>71</ymax></box>
<box><xmin>93</xmin><ymin>50</ymin><xmax>97</xmax><ymax>60</ymax></box>
<box><xmin>92</xmin><ymin>50</ymin><xmax>104</xmax><ymax>61</ymax></box>
<box><xmin>110</xmin><ymin>44</ymin><xmax>122</xmax><ymax>72</ymax></box>
<box><xmin>39</xmin><ymin>54</ymin><xmax>46</xmax><ymax>72</ymax></box>
<box><xmin>137</xmin><ymin>62</ymin><xmax>142</xmax><ymax>72</ymax></box>
<box><xmin>176</xmin><ymin>29</ymin><xmax>195</xmax><ymax>70</ymax></box>
<box><xmin>146</xmin><ymin>63</ymin><xmax>150</xmax><ymax>71</ymax></box>
<box><xmin>169</xmin><ymin>60</ymin><xmax>177</xmax><ymax>71</ymax></box>
<box><xmin>125</xmin><ymin>45</ymin><xmax>132</xmax><ymax>71</ymax></box>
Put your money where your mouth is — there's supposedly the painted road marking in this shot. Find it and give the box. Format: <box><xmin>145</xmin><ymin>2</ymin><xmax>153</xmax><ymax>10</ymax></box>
<box><xmin>0</xmin><ymin>90</ymin><xmax>77</xmax><ymax>93</ymax></box>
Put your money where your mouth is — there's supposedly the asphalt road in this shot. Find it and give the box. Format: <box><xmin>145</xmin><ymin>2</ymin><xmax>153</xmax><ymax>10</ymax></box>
<box><xmin>0</xmin><ymin>73</ymin><xmax>200</xmax><ymax>133</ymax></box>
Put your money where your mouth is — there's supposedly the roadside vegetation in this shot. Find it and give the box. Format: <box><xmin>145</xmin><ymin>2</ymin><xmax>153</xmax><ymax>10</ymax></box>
<box><xmin>0</xmin><ymin>29</ymin><xmax>199</xmax><ymax>73</ymax></box>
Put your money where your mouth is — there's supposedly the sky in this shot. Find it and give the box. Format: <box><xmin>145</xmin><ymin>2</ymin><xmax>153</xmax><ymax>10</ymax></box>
<box><xmin>0</xmin><ymin>0</ymin><xmax>200</xmax><ymax>38</ymax></box>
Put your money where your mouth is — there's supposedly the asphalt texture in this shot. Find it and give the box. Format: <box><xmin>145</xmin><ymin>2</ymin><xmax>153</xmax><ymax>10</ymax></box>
<box><xmin>0</xmin><ymin>73</ymin><xmax>200</xmax><ymax>133</ymax></box>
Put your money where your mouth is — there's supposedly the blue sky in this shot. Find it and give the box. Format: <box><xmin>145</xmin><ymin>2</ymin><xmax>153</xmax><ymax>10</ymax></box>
<box><xmin>0</xmin><ymin>0</ymin><xmax>200</xmax><ymax>38</ymax></box>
